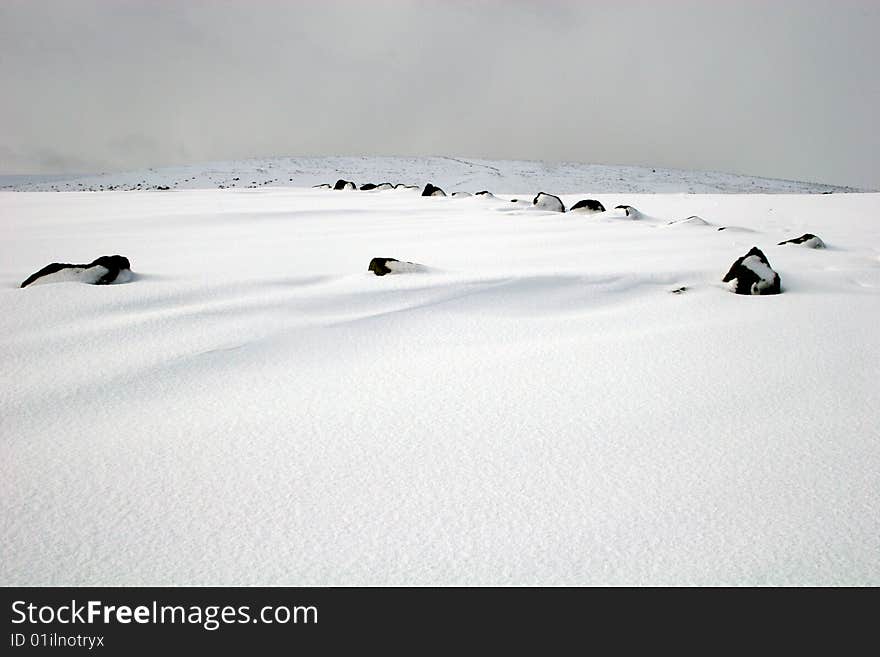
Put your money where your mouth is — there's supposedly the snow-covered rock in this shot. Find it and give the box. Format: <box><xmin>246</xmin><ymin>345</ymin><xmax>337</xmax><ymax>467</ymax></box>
<box><xmin>722</xmin><ymin>247</ymin><xmax>781</xmax><ymax>295</ymax></box>
<box><xmin>368</xmin><ymin>257</ymin><xmax>426</xmax><ymax>276</ymax></box>
<box><xmin>611</xmin><ymin>204</ymin><xmax>641</xmax><ymax>219</ymax></box>
<box><xmin>569</xmin><ymin>199</ymin><xmax>605</xmax><ymax>213</ymax></box>
<box><xmin>20</xmin><ymin>255</ymin><xmax>132</xmax><ymax>288</ymax></box>
<box><xmin>778</xmin><ymin>233</ymin><xmax>826</xmax><ymax>248</ymax></box>
<box><xmin>422</xmin><ymin>183</ymin><xmax>446</xmax><ymax>197</ymax></box>
<box><xmin>533</xmin><ymin>192</ymin><xmax>565</xmax><ymax>212</ymax></box>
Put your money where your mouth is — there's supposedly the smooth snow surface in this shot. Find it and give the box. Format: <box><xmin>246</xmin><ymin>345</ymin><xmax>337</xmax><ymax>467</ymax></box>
<box><xmin>2</xmin><ymin>187</ymin><xmax>879</xmax><ymax>585</ymax></box>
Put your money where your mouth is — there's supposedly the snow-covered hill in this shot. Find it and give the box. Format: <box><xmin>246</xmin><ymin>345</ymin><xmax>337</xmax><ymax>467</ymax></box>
<box><xmin>1</xmin><ymin>179</ymin><xmax>878</xmax><ymax>585</ymax></box>
<box><xmin>0</xmin><ymin>155</ymin><xmax>866</xmax><ymax>194</ymax></box>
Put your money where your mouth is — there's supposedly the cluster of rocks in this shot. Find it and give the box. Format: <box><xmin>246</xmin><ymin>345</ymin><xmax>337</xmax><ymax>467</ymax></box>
<box><xmin>316</xmin><ymin>182</ymin><xmax>648</xmax><ymax>219</ymax></box>
<box><xmin>529</xmin><ymin>195</ymin><xmax>640</xmax><ymax>217</ymax></box>
<box><xmin>16</xmin><ymin>234</ymin><xmax>826</xmax><ymax>297</ymax></box>
<box><xmin>365</xmin><ymin>231</ymin><xmax>828</xmax><ymax>299</ymax></box>
<box><xmin>315</xmin><ymin>179</ymin><xmax>422</xmax><ymax>192</ymax></box>
<box><xmin>364</xmin><ymin>238</ymin><xmax>824</xmax><ymax>299</ymax></box>
<box><xmin>18</xmin><ymin>177</ymin><xmax>826</xmax><ymax>298</ymax></box>
<box><xmin>720</xmin><ymin>234</ymin><xmax>825</xmax><ymax>296</ymax></box>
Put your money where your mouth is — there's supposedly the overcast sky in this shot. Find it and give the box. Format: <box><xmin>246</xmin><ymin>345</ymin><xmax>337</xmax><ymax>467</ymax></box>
<box><xmin>1</xmin><ymin>0</ymin><xmax>878</xmax><ymax>188</ymax></box>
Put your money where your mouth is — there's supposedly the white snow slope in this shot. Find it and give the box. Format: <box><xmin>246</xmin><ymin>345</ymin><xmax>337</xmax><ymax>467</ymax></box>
<box><xmin>1</xmin><ymin>183</ymin><xmax>879</xmax><ymax>586</ymax></box>
<box><xmin>0</xmin><ymin>155</ymin><xmax>866</xmax><ymax>194</ymax></box>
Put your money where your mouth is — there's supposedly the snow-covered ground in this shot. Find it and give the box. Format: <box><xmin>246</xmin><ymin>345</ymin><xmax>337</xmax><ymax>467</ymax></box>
<box><xmin>1</xmin><ymin>179</ymin><xmax>879</xmax><ymax>585</ymax></box>
<box><xmin>0</xmin><ymin>155</ymin><xmax>867</xmax><ymax>194</ymax></box>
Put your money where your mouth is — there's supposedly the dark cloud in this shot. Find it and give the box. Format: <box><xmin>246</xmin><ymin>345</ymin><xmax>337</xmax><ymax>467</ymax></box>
<box><xmin>1</xmin><ymin>0</ymin><xmax>878</xmax><ymax>188</ymax></box>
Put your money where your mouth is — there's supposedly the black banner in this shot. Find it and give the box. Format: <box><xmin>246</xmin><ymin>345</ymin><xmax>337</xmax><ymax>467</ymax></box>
<box><xmin>1</xmin><ymin>586</ymin><xmax>866</xmax><ymax>651</ymax></box>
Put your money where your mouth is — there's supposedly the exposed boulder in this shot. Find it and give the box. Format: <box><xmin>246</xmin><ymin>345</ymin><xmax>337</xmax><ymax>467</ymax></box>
<box><xmin>475</xmin><ymin>190</ymin><xmax>496</xmax><ymax>198</ymax></box>
<box><xmin>569</xmin><ymin>199</ymin><xmax>605</xmax><ymax>213</ymax></box>
<box><xmin>368</xmin><ymin>257</ymin><xmax>427</xmax><ymax>276</ymax></box>
<box><xmin>21</xmin><ymin>255</ymin><xmax>132</xmax><ymax>288</ymax></box>
<box><xmin>368</xmin><ymin>258</ymin><xmax>397</xmax><ymax>276</ymax></box>
<box><xmin>333</xmin><ymin>179</ymin><xmax>356</xmax><ymax>190</ymax></box>
<box><xmin>722</xmin><ymin>247</ymin><xmax>781</xmax><ymax>295</ymax></box>
<box><xmin>360</xmin><ymin>183</ymin><xmax>378</xmax><ymax>190</ymax></box>
<box><xmin>533</xmin><ymin>192</ymin><xmax>565</xmax><ymax>212</ymax></box>
<box><xmin>778</xmin><ymin>233</ymin><xmax>825</xmax><ymax>248</ymax></box>
<box><xmin>422</xmin><ymin>183</ymin><xmax>446</xmax><ymax>197</ymax></box>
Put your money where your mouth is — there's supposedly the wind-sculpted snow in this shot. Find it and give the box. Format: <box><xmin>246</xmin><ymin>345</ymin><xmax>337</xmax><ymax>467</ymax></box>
<box><xmin>1</xmin><ymin>188</ymin><xmax>879</xmax><ymax>585</ymax></box>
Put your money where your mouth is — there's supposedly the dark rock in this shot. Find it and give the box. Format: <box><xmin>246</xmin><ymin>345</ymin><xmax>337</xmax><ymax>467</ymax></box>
<box><xmin>533</xmin><ymin>192</ymin><xmax>565</xmax><ymax>212</ymax></box>
<box><xmin>21</xmin><ymin>255</ymin><xmax>132</xmax><ymax>288</ymax></box>
<box><xmin>722</xmin><ymin>247</ymin><xmax>781</xmax><ymax>295</ymax></box>
<box><xmin>334</xmin><ymin>179</ymin><xmax>356</xmax><ymax>190</ymax></box>
<box><xmin>360</xmin><ymin>183</ymin><xmax>378</xmax><ymax>190</ymax></box>
<box><xmin>475</xmin><ymin>190</ymin><xmax>495</xmax><ymax>197</ymax></box>
<box><xmin>369</xmin><ymin>257</ymin><xmax>399</xmax><ymax>276</ymax></box>
<box><xmin>778</xmin><ymin>233</ymin><xmax>825</xmax><ymax>248</ymax></box>
<box><xmin>614</xmin><ymin>205</ymin><xmax>636</xmax><ymax>217</ymax></box>
<box><xmin>313</xmin><ymin>183</ymin><xmax>332</xmax><ymax>189</ymax></box>
<box><xmin>569</xmin><ymin>199</ymin><xmax>605</xmax><ymax>213</ymax></box>
<box><xmin>422</xmin><ymin>183</ymin><xmax>446</xmax><ymax>197</ymax></box>
<box><xmin>368</xmin><ymin>257</ymin><xmax>426</xmax><ymax>276</ymax></box>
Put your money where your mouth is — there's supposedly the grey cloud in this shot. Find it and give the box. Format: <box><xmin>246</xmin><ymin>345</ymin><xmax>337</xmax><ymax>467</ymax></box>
<box><xmin>1</xmin><ymin>0</ymin><xmax>878</xmax><ymax>188</ymax></box>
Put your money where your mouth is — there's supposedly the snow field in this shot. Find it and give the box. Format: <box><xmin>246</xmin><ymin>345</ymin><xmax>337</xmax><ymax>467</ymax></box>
<box><xmin>1</xmin><ymin>187</ymin><xmax>878</xmax><ymax>585</ymax></box>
